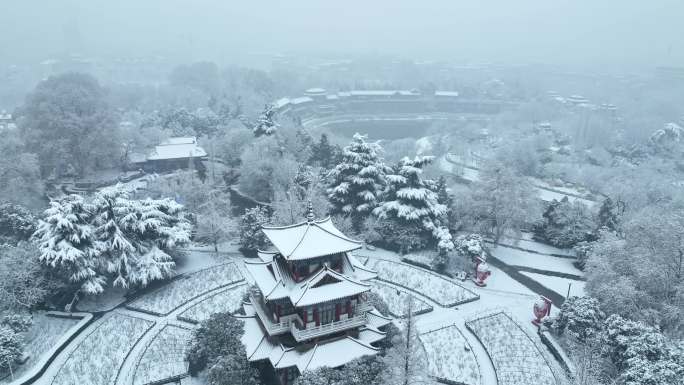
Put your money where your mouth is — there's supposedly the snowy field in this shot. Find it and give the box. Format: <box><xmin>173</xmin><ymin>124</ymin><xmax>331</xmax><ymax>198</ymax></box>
<box><xmin>177</xmin><ymin>282</ymin><xmax>249</xmax><ymax>323</ymax></box>
<box><xmin>51</xmin><ymin>313</ymin><xmax>154</xmax><ymax>385</ymax></box>
<box><xmin>520</xmin><ymin>272</ymin><xmax>585</xmax><ymax>298</ymax></box>
<box><xmin>127</xmin><ymin>263</ymin><xmax>243</xmax><ymax>315</ymax></box>
<box><xmin>368</xmin><ymin>259</ymin><xmax>479</xmax><ymax>306</ymax></box>
<box><xmin>488</xmin><ymin>244</ymin><xmax>582</xmax><ymax>276</ymax></box>
<box><xmin>132</xmin><ymin>325</ymin><xmax>192</xmax><ymax>385</ymax></box>
<box><xmin>466</xmin><ymin>312</ymin><xmax>557</xmax><ymax>385</ymax></box>
<box><xmin>420</xmin><ymin>324</ymin><xmax>482</xmax><ymax>385</ymax></box>
<box><xmin>371</xmin><ymin>280</ymin><xmax>433</xmax><ymax>318</ymax></box>
<box><xmin>497</xmin><ymin>232</ymin><xmax>575</xmax><ymax>258</ymax></box>
<box><xmin>0</xmin><ymin>313</ymin><xmax>80</xmax><ymax>383</ymax></box>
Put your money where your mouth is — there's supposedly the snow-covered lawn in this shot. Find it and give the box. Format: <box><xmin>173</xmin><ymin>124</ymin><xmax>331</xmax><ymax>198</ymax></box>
<box><xmin>466</xmin><ymin>312</ymin><xmax>557</xmax><ymax>385</ymax></box>
<box><xmin>52</xmin><ymin>313</ymin><xmax>154</xmax><ymax>385</ymax></box>
<box><xmin>371</xmin><ymin>280</ymin><xmax>432</xmax><ymax>318</ymax></box>
<box><xmin>498</xmin><ymin>232</ymin><xmax>575</xmax><ymax>258</ymax></box>
<box><xmin>128</xmin><ymin>263</ymin><xmax>243</xmax><ymax>315</ymax></box>
<box><xmin>132</xmin><ymin>325</ymin><xmax>192</xmax><ymax>385</ymax></box>
<box><xmin>0</xmin><ymin>313</ymin><xmax>79</xmax><ymax>383</ymax></box>
<box><xmin>489</xmin><ymin>244</ymin><xmax>582</xmax><ymax>276</ymax></box>
<box><xmin>420</xmin><ymin>324</ymin><xmax>481</xmax><ymax>385</ymax></box>
<box><xmin>178</xmin><ymin>282</ymin><xmax>249</xmax><ymax>323</ymax></box>
<box><xmin>520</xmin><ymin>272</ymin><xmax>585</xmax><ymax>298</ymax></box>
<box><xmin>368</xmin><ymin>259</ymin><xmax>478</xmax><ymax>306</ymax></box>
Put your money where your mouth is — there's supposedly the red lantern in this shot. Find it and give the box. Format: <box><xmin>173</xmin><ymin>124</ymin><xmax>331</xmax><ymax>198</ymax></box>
<box><xmin>532</xmin><ymin>296</ymin><xmax>553</xmax><ymax>326</ymax></box>
<box><xmin>472</xmin><ymin>257</ymin><xmax>491</xmax><ymax>287</ymax></box>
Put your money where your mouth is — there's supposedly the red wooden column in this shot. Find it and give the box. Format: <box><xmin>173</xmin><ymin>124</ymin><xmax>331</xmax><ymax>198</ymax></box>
<box><xmin>335</xmin><ymin>303</ymin><xmax>341</xmax><ymax>321</ymax></box>
<box><xmin>313</xmin><ymin>307</ymin><xmax>320</xmax><ymax>326</ymax></box>
<box><xmin>346</xmin><ymin>300</ymin><xmax>352</xmax><ymax>317</ymax></box>
<box><xmin>302</xmin><ymin>308</ymin><xmax>308</xmax><ymax>329</ymax></box>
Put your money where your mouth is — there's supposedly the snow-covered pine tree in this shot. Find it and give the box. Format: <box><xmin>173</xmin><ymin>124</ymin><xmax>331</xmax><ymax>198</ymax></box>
<box><xmin>373</xmin><ymin>156</ymin><xmax>453</xmax><ymax>253</ymax></box>
<box><xmin>33</xmin><ymin>195</ymin><xmax>105</xmax><ymax>297</ymax></box>
<box><xmin>93</xmin><ymin>186</ymin><xmax>191</xmax><ymax>289</ymax></box>
<box><xmin>327</xmin><ymin>133</ymin><xmax>389</xmax><ymax>222</ymax></box>
<box><xmin>252</xmin><ymin>104</ymin><xmax>278</xmax><ymax>137</ymax></box>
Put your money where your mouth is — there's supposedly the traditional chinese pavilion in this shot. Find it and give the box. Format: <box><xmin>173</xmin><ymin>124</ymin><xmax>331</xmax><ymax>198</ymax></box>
<box><xmin>240</xmin><ymin>207</ymin><xmax>390</xmax><ymax>384</ymax></box>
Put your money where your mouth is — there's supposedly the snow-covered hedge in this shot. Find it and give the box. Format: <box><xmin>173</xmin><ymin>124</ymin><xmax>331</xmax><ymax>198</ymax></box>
<box><xmin>132</xmin><ymin>325</ymin><xmax>192</xmax><ymax>385</ymax></box>
<box><xmin>369</xmin><ymin>259</ymin><xmax>478</xmax><ymax>307</ymax></box>
<box><xmin>420</xmin><ymin>324</ymin><xmax>481</xmax><ymax>385</ymax></box>
<box><xmin>370</xmin><ymin>280</ymin><xmax>432</xmax><ymax>318</ymax></box>
<box><xmin>127</xmin><ymin>263</ymin><xmax>243</xmax><ymax>316</ymax></box>
<box><xmin>51</xmin><ymin>313</ymin><xmax>154</xmax><ymax>385</ymax></box>
<box><xmin>465</xmin><ymin>312</ymin><xmax>556</xmax><ymax>385</ymax></box>
<box><xmin>177</xmin><ymin>283</ymin><xmax>249</xmax><ymax>324</ymax></box>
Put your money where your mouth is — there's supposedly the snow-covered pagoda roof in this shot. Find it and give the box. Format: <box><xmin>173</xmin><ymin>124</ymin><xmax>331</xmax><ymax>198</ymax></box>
<box><xmin>147</xmin><ymin>136</ymin><xmax>207</xmax><ymax>161</ymax></box>
<box><xmin>244</xmin><ymin>255</ymin><xmax>375</xmax><ymax>306</ymax></box>
<box><xmin>261</xmin><ymin>217</ymin><xmax>362</xmax><ymax>261</ymax></box>
<box><xmin>241</xmin><ymin>304</ymin><xmax>381</xmax><ymax>373</ymax></box>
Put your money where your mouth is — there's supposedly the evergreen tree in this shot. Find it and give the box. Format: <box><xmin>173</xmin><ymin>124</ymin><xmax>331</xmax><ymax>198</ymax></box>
<box><xmin>374</xmin><ymin>156</ymin><xmax>452</xmax><ymax>253</ymax></box>
<box><xmin>597</xmin><ymin>197</ymin><xmax>624</xmax><ymax>232</ymax></box>
<box><xmin>93</xmin><ymin>186</ymin><xmax>191</xmax><ymax>289</ymax></box>
<box><xmin>252</xmin><ymin>104</ymin><xmax>278</xmax><ymax>137</ymax></box>
<box><xmin>309</xmin><ymin>133</ymin><xmax>338</xmax><ymax>169</ymax></box>
<box><xmin>33</xmin><ymin>195</ymin><xmax>105</xmax><ymax>299</ymax></box>
<box><xmin>238</xmin><ymin>206</ymin><xmax>271</xmax><ymax>252</ymax></box>
<box><xmin>328</xmin><ymin>133</ymin><xmax>389</xmax><ymax>222</ymax></box>
<box><xmin>552</xmin><ymin>296</ymin><xmax>606</xmax><ymax>341</ymax></box>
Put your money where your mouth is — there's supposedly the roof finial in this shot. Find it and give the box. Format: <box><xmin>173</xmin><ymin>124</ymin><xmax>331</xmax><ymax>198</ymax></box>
<box><xmin>306</xmin><ymin>200</ymin><xmax>315</xmax><ymax>223</ymax></box>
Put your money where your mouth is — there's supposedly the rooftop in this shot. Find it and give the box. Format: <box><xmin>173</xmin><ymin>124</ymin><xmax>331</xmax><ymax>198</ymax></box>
<box><xmin>244</xmin><ymin>254</ymin><xmax>376</xmax><ymax>305</ymax></box>
<box><xmin>147</xmin><ymin>136</ymin><xmax>208</xmax><ymax>161</ymax></box>
<box><xmin>261</xmin><ymin>217</ymin><xmax>363</xmax><ymax>261</ymax></box>
<box><xmin>241</xmin><ymin>304</ymin><xmax>381</xmax><ymax>373</ymax></box>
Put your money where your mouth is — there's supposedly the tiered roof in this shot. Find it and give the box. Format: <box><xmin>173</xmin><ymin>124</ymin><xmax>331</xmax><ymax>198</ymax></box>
<box><xmin>261</xmin><ymin>217</ymin><xmax>363</xmax><ymax>261</ymax></box>
<box><xmin>241</xmin><ymin>303</ymin><xmax>381</xmax><ymax>372</ymax></box>
<box><xmin>245</xmin><ymin>253</ymin><xmax>376</xmax><ymax>306</ymax></box>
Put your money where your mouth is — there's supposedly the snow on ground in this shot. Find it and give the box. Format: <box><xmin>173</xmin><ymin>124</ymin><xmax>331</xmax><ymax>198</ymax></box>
<box><xmin>440</xmin><ymin>155</ymin><xmax>597</xmax><ymax>207</ymax></box>
<box><xmin>371</xmin><ymin>280</ymin><xmax>433</xmax><ymax>318</ymax></box>
<box><xmin>127</xmin><ymin>263</ymin><xmax>243</xmax><ymax>316</ymax></box>
<box><xmin>177</xmin><ymin>282</ymin><xmax>249</xmax><ymax>323</ymax></box>
<box><xmin>520</xmin><ymin>272</ymin><xmax>585</xmax><ymax>298</ymax></box>
<box><xmin>0</xmin><ymin>313</ymin><xmax>80</xmax><ymax>384</ymax></box>
<box><xmin>50</xmin><ymin>313</ymin><xmax>154</xmax><ymax>385</ymax></box>
<box><xmin>466</xmin><ymin>312</ymin><xmax>557</xmax><ymax>385</ymax></box>
<box><xmin>132</xmin><ymin>325</ymin><xmax>192</xmax><ymax>385</ymax></box>
<box><xmin>498</xmin><ymin>232</ymin><xmax>575</xmax><ymax>257</ymax></box>
<box><xmin>489</xmin><ymin>244</ymin><xmax>582</xmax><ymax>276</ymax></box>
<box><xmin>368</xmin><ymin>259</ymin><xmax>479</xmax><ymax>306</ymax></box>
<box><xmin>420</xmin><ymin>324</ymin><xmax>482</xmax><ymax>385</ymax></box>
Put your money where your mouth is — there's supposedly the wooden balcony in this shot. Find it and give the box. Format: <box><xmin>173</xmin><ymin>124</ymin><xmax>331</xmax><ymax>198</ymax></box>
<box><xmin>249</xmin><ymin>291</ymin><xmax>292</xmax><ymax>336</ymax></box>
<box><xmin>290</xmin><ymin>302</ymin><xmax>373</xmax><ymax>342</ymax></box>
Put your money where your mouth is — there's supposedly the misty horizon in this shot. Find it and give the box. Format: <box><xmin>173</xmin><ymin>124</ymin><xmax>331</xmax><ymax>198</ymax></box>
<box><xmin>2</xmin><ymin>0</ymin><xmax>684</xmax><ymax>71</ymax></box>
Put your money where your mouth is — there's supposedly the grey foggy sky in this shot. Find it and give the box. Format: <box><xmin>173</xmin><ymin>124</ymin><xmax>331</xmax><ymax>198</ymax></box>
<box><xmin>2</xmin><ymin>0</ymin><xmax>683</xmax><ymax>70</ymax></box>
